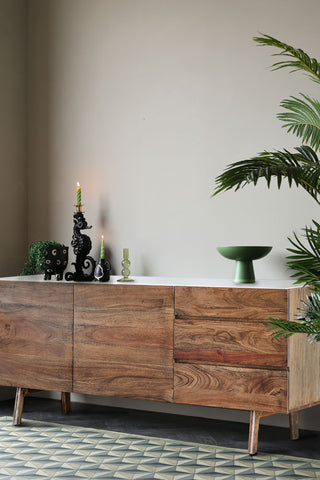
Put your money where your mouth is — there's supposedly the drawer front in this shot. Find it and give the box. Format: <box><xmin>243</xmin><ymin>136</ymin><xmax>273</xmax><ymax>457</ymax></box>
<box><xmin>175</xmin><ymin>318</ymin><xmax>287</xmax><ymax>368</ymax></box>
<box><xmin>175</xmin><ymin>287</ymin><xmax>288</xmax><ymax>320</ymax></box>
<box><xmin>174</xmin><ymin>363</ymin><xmax>288</xmax><ymax>412</ymax></box>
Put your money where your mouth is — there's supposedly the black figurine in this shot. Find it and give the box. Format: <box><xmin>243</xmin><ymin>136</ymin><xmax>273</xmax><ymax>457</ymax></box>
<box><xmin>65</xmin><ymin>210</ymin><xmax>96</xmax><ymax>281</ymax></box>
<box><xmin>44</xmin><ymin>245</ymin><xmax>68</xmax><ymax>280</ymax></box>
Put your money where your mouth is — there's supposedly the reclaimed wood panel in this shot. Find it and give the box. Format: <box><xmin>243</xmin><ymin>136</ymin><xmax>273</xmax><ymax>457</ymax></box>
<box><xmin>288</xmin><ymin>287</ymin><xmax>320</xmax><ymax>410</ymax></box>
<box><xmin>0</xmin><ymin>281</ymin><xmax>73</xmax><ymax>391</ymax></box>
<box><xmin>175</xmin><ymin>287</ymin><xmax>287</xmax><ymax>320</ymax></box>
<box><xmin>73</xmin><ymin>362</ymin><xmax>172</xmax><ymax>401</ymax></box>
<box><xmin>174</xmin><ymin>363</ymin><xmax>288</xmax><ymax>412</ymax></box>
<box><xmin>174</xmin><ymin>318</ymin><xmax>287</xmax><ymax>368</ymax></box>
<box><xmin>74</xmin><ymin>285</ymin><xmax>174</xmax><ymax>401</ymax></box>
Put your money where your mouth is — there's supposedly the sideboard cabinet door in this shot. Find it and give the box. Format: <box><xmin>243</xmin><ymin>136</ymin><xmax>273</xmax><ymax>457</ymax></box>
<box><xmin>74</xmin><ymin>285</ymin><xmax>174</xmax><ymax>402</ymax></box>
<box><xmin>0</xmin><ymin>281</ymin><xmax>73</xmax><ymax>391</ymax></box>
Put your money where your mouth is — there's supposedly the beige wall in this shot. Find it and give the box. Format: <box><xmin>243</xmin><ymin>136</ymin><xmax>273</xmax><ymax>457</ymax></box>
<box><xmin>4</xmin><ymin>0</ymin><xmax>320</xmax><ymax>427</ymax></box>
<box><xmin>0</xmin><ymin>0</ymin><xmax>27</xmax><ymax>277</ymax></box>
<box><xmin>0</xmin><ymin>0</ymin><xmax>27</xmax><ymax>401</ymax></box>
<box><xmin>27</xmin><ymin>0</ymin><xmax>50</xmax><ymax>241</ymax></box>
<box><xmin>27</xmin><ymin>0</ymin><xmax>320</xmax><ymax>281</ymax></box>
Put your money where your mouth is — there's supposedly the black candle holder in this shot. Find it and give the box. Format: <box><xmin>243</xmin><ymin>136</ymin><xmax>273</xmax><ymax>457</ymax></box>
<box><xmin>65</xmin><ymin>205</ymin><xmax>96</xmax><ymax>281</ymax></box>
<box><xmin>94</xmin><ymin>257</ymin><xmax>111</xmax><ymax>282</ymax></box>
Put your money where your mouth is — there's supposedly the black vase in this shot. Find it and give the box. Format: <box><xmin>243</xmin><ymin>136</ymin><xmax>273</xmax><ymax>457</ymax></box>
<box><xmin>94</xmin><ymin>258</ymin><xmax>111</xmax><ymax>282</ymax></box>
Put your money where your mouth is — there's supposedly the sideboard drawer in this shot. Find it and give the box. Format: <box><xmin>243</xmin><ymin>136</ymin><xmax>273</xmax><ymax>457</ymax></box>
<box><xmin>174</xmin><ymin>318</ymin><xmax>287</xmax><ymax>368</ymax></box>
<box><xmin>174</xmin><ymin>363</ymin><xmax>288</xmax><ymax>412</ymax></box>
<box><xmin>175</xmin><ymin>287</ymin><xmax>287</xmax><ymax>320</ymax></box>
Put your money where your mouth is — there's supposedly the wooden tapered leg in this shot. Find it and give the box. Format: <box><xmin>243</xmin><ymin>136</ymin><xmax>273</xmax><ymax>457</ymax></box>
<box><xmin>61</xmin><ymin>392</ymin><xmax>71</xmax><ymax>414</ymax></box>
<box><xmin>248</xmin><ymin>410</ymin><xmax>262</xmax><ymax>455</ymax></box>
<box><xmin>289</xmin><ymin>411</ymin><xmax>299</xmax><ymax>440</ymax></box>
<box><xmin>13</xmin><ymin>388</ymin><xmax>29</xmax><ymax>425</ymax></box>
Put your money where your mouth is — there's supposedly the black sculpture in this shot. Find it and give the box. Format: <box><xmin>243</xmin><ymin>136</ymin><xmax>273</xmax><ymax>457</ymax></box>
<box><xmin>65</xmin><ymin>210</ymin><xmax>96</xmax><ymax>281</ymax></box>
<box><xmin>44</xmin><ymin>245</ymin><xmax>68</xmax><ymax>280</ymax></box>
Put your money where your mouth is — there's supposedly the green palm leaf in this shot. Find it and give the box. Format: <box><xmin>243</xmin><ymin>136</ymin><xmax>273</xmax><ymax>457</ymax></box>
<box><xmin>253</xmin><ymin>34</ymin><xmax>320</xmax><ymax>84</ymax></box>
<box><xmin>286</xmin><ymin>220</ymin><xmax>320</xmax><ymax>287</ymax></box>
<box><xmin>213</xmin><ymin>145</ymin><xmax>320</xmax><ymax>205</ymax></box>
<box><xmin>278</xmin><ymin>94</ymin><xmax>320</xmax><ymax>151</ymax></box>
<box><xmin>267</xmin><ymin>291</ymin><xmax>320</xmax><ymax>342</ymax></box>
<box><xmin>267</xmin><ymin>318</ymin><xmax>320</xmax><ymax>342</ymax></box>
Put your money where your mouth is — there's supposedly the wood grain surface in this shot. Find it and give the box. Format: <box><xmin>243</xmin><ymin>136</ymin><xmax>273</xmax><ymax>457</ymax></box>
<box><xmin>73</xmin><ymin>284</ymin><xmax>174</xmax><ymax>401</ymax></box>
<box><xmin>174</xmin><ymin>363</ymin><xmax>288</xmax><ymax>412</ymax></box>
<box><xmin>73</xmin><ymin>362</ymin><xmax>172</xmax><ymax>401</ymax></box>
<box><xmin>175</xmin><ymin>287</ymin><xmax>287</xmax><ymax>320</ymax></box>
<box><xmin>288</xmin><ymin>287</ymin><xmax>320</xmax><ymax>410</ymax></box>
<box><xmin>1</xmin><ymin>279</ymin><xmax>320</xmax><ymax>424</ymax></box>
<box><xmin>0</xmin><ymin>281</ymin><xmax>73</xmax><ymax>391</ymax></box>
<box><xmin>175</xmin><ymin>318</ymin><xmax>287</xmax><ymax>367</ymax></box>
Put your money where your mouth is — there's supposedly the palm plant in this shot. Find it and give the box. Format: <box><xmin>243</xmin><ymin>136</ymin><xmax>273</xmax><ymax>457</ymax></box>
<box><xmin>213</xmin><ymin>34</ymin><xmax>320</xmax><ymax>342</ymax></box>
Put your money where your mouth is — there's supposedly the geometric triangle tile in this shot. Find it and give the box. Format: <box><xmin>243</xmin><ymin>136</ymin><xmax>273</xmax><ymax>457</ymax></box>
<box><xmin>0</xmin><ymin>416</ymin><xmax>319</xmax><ymax>480</ymax></box>
<box><xmin>276</xmin><ymin>477</ymin><xmax>313</xmax><ymax>480</ymax></box>
<box><xmin>296</xmin><ymin>463</ymin><xmax>320</xmax><ymax>470</ymax></box>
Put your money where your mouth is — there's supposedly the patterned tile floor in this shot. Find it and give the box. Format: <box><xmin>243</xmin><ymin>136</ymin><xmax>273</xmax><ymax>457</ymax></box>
<box><xmin>0</xmin><ymin>417</ymin><xmax>319</xmax><ymax>479</ymax></box>
<box><xmin>1</xmin><ymin>397</ymin><xmax>320</xmax><ymax>460</ymax></box>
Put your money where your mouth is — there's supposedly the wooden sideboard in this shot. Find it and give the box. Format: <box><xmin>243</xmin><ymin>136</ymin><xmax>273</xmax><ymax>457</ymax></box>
<box><xmin>0</xmin><ymin>275</ymin><xmax>320</xmax><ymax>454</ymax></box>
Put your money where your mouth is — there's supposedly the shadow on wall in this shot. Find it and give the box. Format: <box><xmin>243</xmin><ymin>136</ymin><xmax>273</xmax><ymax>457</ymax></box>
<box><xmin>0</xmin><ymin>387</ymin><xmax>15</xmax><ymax>401</ymax></box>
<box><xmin>106</xmin><ymin>246</ymin><xmax>116</xmax><ymax>275</ymax></box>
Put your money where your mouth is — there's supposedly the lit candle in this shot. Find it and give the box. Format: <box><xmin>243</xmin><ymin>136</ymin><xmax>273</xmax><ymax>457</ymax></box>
<box><xmin>100</xmin><ymin>235</ymin><xmax>105</xmax><ymax>259</ymax></box>
<box><xmin>76</xmin><ymin>182</ymin><xmax>81</xmax><ymax>206</ymax></box>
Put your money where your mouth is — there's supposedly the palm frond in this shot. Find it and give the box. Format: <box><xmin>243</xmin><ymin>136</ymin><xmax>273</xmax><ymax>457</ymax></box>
<box><xmin>267</xmin><ymin>319</ymin><xmax>312</xmax><ymax>338</ymax></box>
<box><xmin>267</xmin><ymin>318</ymin><xmax>320</xmax><ymax>342</ymax></box>
<box><xmin>213</xmin><ymin>145</ymin><xmax>320</xmax><ymax>205</ymax></box>
<box><xmin>267</xmin><ymin>291</ymin><xmax>320</xmax><ymax>342</ymax></box>
<box><xmin>278</xmin><ymin>94</ymin><xmax>320</xmax><ymax>152</ymax></box>
<box><xmin>286</xmin><ymin>220</ymin><xmax>320</xmax><ymax>287</ymax></box>
<box><xmin>253</xmin><ymin>34</ymin><xmax>320</xmax><ymax>84</ymax></box>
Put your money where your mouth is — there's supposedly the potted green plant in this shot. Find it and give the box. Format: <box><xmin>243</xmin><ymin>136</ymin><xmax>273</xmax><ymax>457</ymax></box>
<box><xmin>21</xmin><ymin>240</ymin><xmax>64</xmax><ymax>275</ymax></box>
<box><xmin>213</xmin><ymin>34</ymin><xmax>320</xmax><ymax>342</ymax></box>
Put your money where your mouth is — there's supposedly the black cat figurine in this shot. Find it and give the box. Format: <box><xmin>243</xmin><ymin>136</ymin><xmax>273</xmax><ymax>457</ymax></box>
<box><xmin>44</xmin><ymin>246</ymin><xmax>68</xmax><ymax>280</ymax></box>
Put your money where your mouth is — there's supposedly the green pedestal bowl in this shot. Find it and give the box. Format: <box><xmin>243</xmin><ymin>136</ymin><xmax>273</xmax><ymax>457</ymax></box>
<box><xmin>216</xmin><ymin>246</ymin><xmax>272</xmax><ymax>283</ymax></box>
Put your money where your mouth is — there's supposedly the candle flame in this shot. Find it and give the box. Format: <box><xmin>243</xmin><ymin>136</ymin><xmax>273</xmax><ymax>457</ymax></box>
<box><xmin>77</xmin><ymin>182</ymin><xmax>80</xmax><ymax>188</ymax></box>
<box><xmin>101</xmin><ymin>235</ymin><xmax>104</xmax><ymax>239</ymax></box>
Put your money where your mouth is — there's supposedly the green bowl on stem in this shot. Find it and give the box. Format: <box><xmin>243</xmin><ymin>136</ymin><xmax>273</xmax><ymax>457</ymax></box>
<box><xmin>216</xmin><ymin>246</ymin><xmax>272</xmax><ymax>283</ymax></box>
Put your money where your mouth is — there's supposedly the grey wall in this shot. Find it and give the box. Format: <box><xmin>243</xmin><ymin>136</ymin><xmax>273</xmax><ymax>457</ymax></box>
<box><xmin>0</xmin><ymin>0</ymin><xmax>27</xmax><ymax>276</ymax></box>
<box><xmin>27</xmin><ymin>0</ymin><xmax>320</xmax><ymax>280</ymax></box>
<box><xmin>3</xmin><ymin>0</ymin><xmax>320</xmax><ymax>428</ymax></box>
<box><xmin>0</xmin><ymin>0</ymin><xmax>27</xmax><ymax>401</ymax></box>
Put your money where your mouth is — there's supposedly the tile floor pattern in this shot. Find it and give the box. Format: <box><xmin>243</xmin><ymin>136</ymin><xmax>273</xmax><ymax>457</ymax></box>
<box><xmin>0</xmin><ymin>417</ymin><xmax>319</xmax><ymax>479</ymax></box>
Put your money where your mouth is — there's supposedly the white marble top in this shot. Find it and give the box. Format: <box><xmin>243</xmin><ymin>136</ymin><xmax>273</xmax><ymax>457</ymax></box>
<box><xmin>0</xmin><ymin>275</ymin><xmax>301</xmax><ymax>289</ymax></box>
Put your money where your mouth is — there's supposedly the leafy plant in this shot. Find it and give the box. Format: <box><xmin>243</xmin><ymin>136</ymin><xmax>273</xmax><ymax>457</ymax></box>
<box><xmin>286</xmin><ymin>220</ymin><xmax>320</xmax><ymax>287</ymax></box>
<box><xmin>278</xmin><ymin>94</ymin><xmax>320</xmax><ymax>152</ymax></box>
<box><xmin>21</xmin><ymin>240</ymin><xmax>64</xmax><ymax>275</ymax></box>
<box><xmin>268</xmin><ymin>292</ymin><xmax>320</xmax><ymax>343</ymax></box>
<box><xmin>214</xmin><ymin>145</ymin><xmax>320</xmax><ymax>205</ymax></box>
<box><xmin>213</xmin><ymin>33</ymin><xmax>320</xmax><ymax>342</ymax></box>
